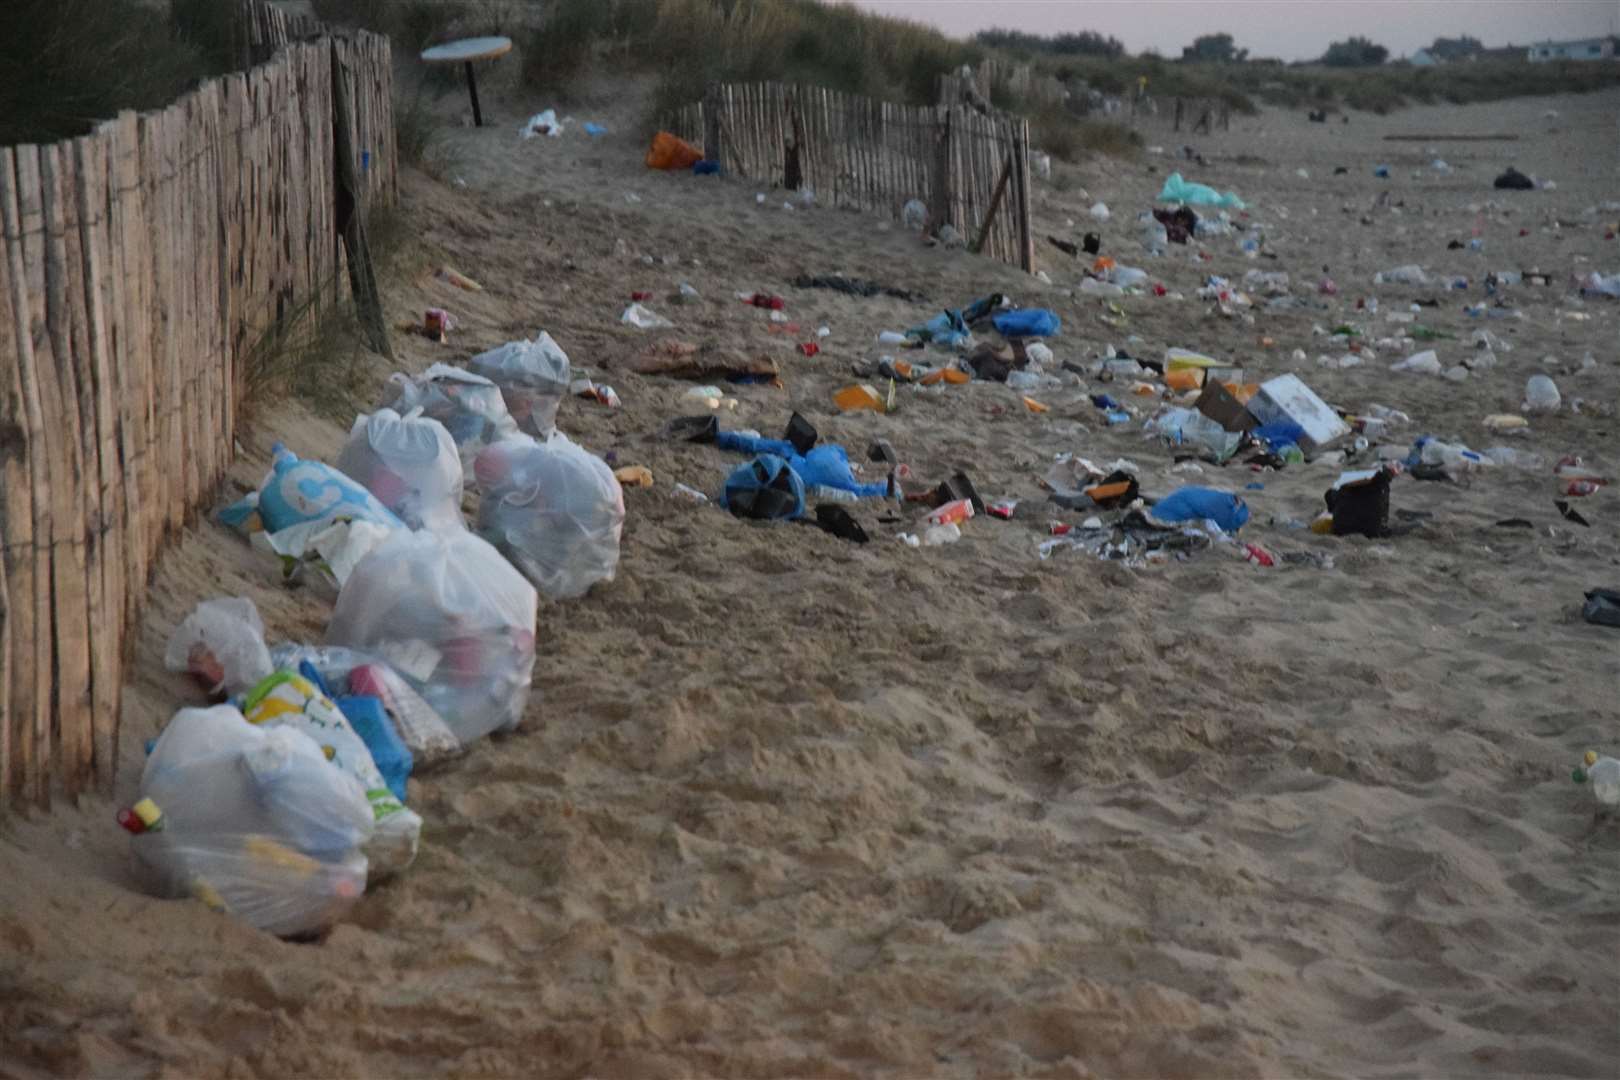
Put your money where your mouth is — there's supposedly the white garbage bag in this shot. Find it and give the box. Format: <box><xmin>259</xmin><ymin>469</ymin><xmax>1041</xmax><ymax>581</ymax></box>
<box><xmin>387</xmin><ymin>363</ymin><xmax>520</xmax><ymax>469</ymax></box>
<box><xmin>336</xmin><ymin>407</ymin><xmax>465</xmax><ymax>533</ymax></box>
<box><xmin>239</xmin><ymin>668</ymin><xmax>422</xmax><ymax>878</ymax></box>
<box><xmin>164</xmin><ymin>597</ymin><xmax>273</xmax><ymax>696</ymax></box>
<box><xmin>474</xmin><ymin>435</ymin><xmax>625</xmax><ymax>600</ymax></box>
<box><xmin>468</xmin><ymin>334</ymin><xmax>572</xmax><ymax>440</ymax></box>
<box><xmin>131</xmin><ymin>705</ymin><xmax>373</xmax><ymax>938</ymax></box>
<box><xmin>327</xmin><ymin>529</ymin><xmax>538</xmax><ymax>744</ymax></box>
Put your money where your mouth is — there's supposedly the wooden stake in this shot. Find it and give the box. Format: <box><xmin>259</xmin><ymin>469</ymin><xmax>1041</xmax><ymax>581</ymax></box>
<box><xmin>973</xmin><ymin>152</ymin><xmax>1013</xmax><ymax>255</ymax></box>
<box><xmin>331</xmin><ymin>38</ymin><xmax>392</xmax><ymax>359</ymax></box>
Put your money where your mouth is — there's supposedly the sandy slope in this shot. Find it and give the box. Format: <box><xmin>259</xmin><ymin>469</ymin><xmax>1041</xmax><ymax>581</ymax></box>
<box><xmin>2</xmin><ymin>66</ymin><xmax>1618</xmax><ymax>1079</ymax></box>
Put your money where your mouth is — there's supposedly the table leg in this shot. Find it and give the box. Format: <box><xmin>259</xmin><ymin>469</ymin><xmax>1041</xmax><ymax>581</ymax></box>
<box><xmin>464</xmin><ymin>60</ymin><xmax>483</xmax><ymax>127</ymax></box>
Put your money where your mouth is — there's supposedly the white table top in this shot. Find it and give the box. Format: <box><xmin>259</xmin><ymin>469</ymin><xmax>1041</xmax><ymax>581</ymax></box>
<box><xmin>420</xmin><ymin>36</ymin><xmax>513</xmax><ymax>64</ymax></box>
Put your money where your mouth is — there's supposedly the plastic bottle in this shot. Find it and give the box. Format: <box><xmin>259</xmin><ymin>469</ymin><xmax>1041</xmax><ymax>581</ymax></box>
<box><xmin>1481</xmin><ymin>447</ymin><xmax>1545</xmax><ymax>470</ymax></box>
<box><xmin>1414</xmin><ymin>437</ymin><xmax>1490</xmax><ymax>478</ymax></box>
<box><xmin>927</xmin><ymin>499</ymin><xmax>975</xmax><ymax>528</ymax></box>
<box><xmin>807</xmin><ymin>485</ymin><xmax>859</xmax><ymax>504</ymax></box>
<box><xmin>1574</xmin><ymin>751</ymin><xmax>1620</xmax><ymax>806</ymax></box>
<box><xmin>876</xmin><ymin>330</ymin><xmax>907</xmax><ymax>345</ymax></box>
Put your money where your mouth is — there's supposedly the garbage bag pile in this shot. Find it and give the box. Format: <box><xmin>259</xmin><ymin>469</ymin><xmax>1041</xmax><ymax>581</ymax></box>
<box><xmin>129</xmin><ymin>328</ymin><xmax>624</xmax><ymax>937</ymax></box>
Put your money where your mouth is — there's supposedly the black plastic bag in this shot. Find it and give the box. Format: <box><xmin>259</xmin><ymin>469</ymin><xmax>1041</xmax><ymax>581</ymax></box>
<box><xmin>1582</xmin><ymin>589</ymin><xmax>1620</xmax><ymax>628</ymax></box>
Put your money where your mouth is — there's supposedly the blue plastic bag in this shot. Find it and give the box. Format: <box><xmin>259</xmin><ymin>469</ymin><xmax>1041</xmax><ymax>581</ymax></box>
<box><xmin>336</xmin><ymin>694</ymin><xmax>412</xmax><ymax>803</ymax></box>
<box><xmin>715</xmin><ymin>433</ymin><xmax>887</xmax><ymax>499</ymax></box>
<box><xmin>692</xmin><ymin>160</ymin><xmax>721</xmax><ymax>176</ymax></box>
<box><xmin>1252</xmin><ymin>420</ymin><xmax>1306</xmax><ymax>452</ymax></box>
<box><xmin>719</xmin><ymin>455</ymin><xmax>806</xmax><ymax>520</ymax></box>
<box><xmin>1158</xmin><ymin>172</ymin><xmax>1247</xmax><ymax>210</ymax></box>
<box><xmin>1151</xmin><ymin>487</ymin><xmax>1250</xmax><ymax>532</ymax></box>
<box><xmin>905</xmin><ymin>309</ymin><xmax>970</xmax><ymax>348</ymax></box>
<box><xmin>992</xmin><ymin>309</ymin><xmax>1061</xmax><ymax>338</ymax></box>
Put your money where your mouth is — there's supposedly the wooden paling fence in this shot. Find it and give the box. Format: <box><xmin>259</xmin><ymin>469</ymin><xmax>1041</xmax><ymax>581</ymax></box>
<box><xmin>673</xmin><ymin>82</ymin><xmax>1034</xmax><ymax>272</ymax></box>
<box><xmin>0</xmin><ymin>30</ymin><xmax>397</xmax><ymax>809</ymax></box>
<box><xmin>240</xmin><ymin>0</ymin><xmax>320</xmax><ymax>65</ymax></box>
<box><xmin>957</xmin><ymin>59</ymin><xmax>1068</xmax><ymax>110</ymax></box>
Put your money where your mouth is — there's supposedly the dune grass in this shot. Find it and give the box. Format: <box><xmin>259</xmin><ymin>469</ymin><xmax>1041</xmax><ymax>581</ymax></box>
<box><xmin>1031</xmin><ymin>52</ymin><xmax>1620</xmax><ymax>117</ymax></box>
<box><xmin>524</xmin><ymin>0</ymin><xmax>984</xmax><ymax>128</ymax></box>
<box><xmin>9</xmin><ymin>0</ymin><xmax>1616</xmax><ymax>156</ymax></box>
<box><xmin>0</xmin><ymin>0</ymin><xmax>221</xmax><ymax>145</ymax></box>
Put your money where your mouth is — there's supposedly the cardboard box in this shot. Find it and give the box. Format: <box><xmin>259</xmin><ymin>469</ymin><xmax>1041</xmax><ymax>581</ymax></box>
<box><xmin>1196</xmin><ymin>380</ymin><xmax>1259</xmax><ymax>433</ymax></box>
<box><xmin>1245</xmin><ymin>374</ymin><xmax>1350</xmax><ymax>452</ymax></box>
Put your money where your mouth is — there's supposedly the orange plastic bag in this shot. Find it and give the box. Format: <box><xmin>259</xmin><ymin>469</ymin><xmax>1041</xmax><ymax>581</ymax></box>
<box><xmin>834</xmin><ymin>384</ymin><xmax>884</xmax><ymax>412</ymax></box>
<box><xmin>1165</xmin><ymin>368</ymin><xmax>1204</xmax><ymax>392</ymax></box>
<box><xmin>645</xmin><ymin>132</ymin><xmax>704</xmax><ymax>171</ymax></box>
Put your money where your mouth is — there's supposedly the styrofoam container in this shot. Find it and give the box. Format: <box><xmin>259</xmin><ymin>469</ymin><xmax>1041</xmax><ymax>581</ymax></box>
<box><xmin>1246</xmin><ymin>374</ymin><xmax>1350</xmax><ymax>452</ymax></box>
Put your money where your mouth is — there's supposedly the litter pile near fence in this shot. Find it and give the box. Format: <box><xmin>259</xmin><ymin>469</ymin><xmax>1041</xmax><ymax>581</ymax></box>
<box><xmin>126</xmin><ymin>310</ymin><xmax>630</xmax><ymax>935</ymax></box>
<box><xmin>671</xmin><ymin>82</ymin><xmax>1034</xmax><ymax>272</ymax></box>
<box><xmin>0</xmin><ymin>29</ymin><xmax>396</xmax><ymax>808</ymax></box>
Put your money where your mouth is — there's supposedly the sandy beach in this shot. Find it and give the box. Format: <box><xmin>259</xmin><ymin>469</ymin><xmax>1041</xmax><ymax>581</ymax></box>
<box><xmin>2</xmin><ymin>66</ymin><xmax>1618</xmax><ymax>1078</ymax></box>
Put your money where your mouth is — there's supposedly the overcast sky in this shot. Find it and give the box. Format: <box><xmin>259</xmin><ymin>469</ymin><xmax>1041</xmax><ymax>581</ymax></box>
<box><xmin>851</xmin><ymin>0</ymin><xmax>1619</xmax><ymax>61</ymax></box>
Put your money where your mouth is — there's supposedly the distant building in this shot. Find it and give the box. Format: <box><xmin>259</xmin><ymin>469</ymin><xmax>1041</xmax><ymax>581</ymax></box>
<box><xmin>1409</xmin><ymin>49</ymin><xmax>1438</xmax><ymax>67</ymax></box>
<box><xmin>1527</xmin><ymin>38</ymin><xmax>1617</xmax><ymax>62</ymax></box>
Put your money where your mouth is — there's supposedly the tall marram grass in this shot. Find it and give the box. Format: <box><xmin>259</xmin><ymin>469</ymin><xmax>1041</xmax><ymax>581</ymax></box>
<box><xmin>1</xmin><ymin>0</ymin><xmax>220</xmax><ymax>145</ymax></box>
<box><xmin>527</xmin><ymin>0</ymin><xmax>984</xmax><ymax>129</ymax></box>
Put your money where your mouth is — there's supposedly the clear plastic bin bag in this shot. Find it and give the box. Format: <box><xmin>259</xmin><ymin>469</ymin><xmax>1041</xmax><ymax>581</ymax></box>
<box><xmin>163</xmin><ymin>597</ymin><xmax>273</xmax><ymax>696</ymax></box>
<box><xmin>132</xmin><ymin>705</ymin><xmax>374</xmax><ymax>938</ymax></box>
<box><xmin>468</xmin><ymin>334</ymin><xmax>572</xmax><ymax>440</ymax></box>
<box><xmin>336</xmin><ymin>407</ymin><xmax>466</xmax><ymax>533</ymax></box>
<box><xmin>387</xmin><ymin>363</ymin><xmax>520</xmax><ymax>469</ymax></box>
<box><xmin>474</xmin><ymin>435</ymin><xmax>625</xmax><ymax>600</ymax></box>
<box><xmin>326</xmin><ymin>529</ymin><xmax>538</xmax><ymax>743</ymax></box>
